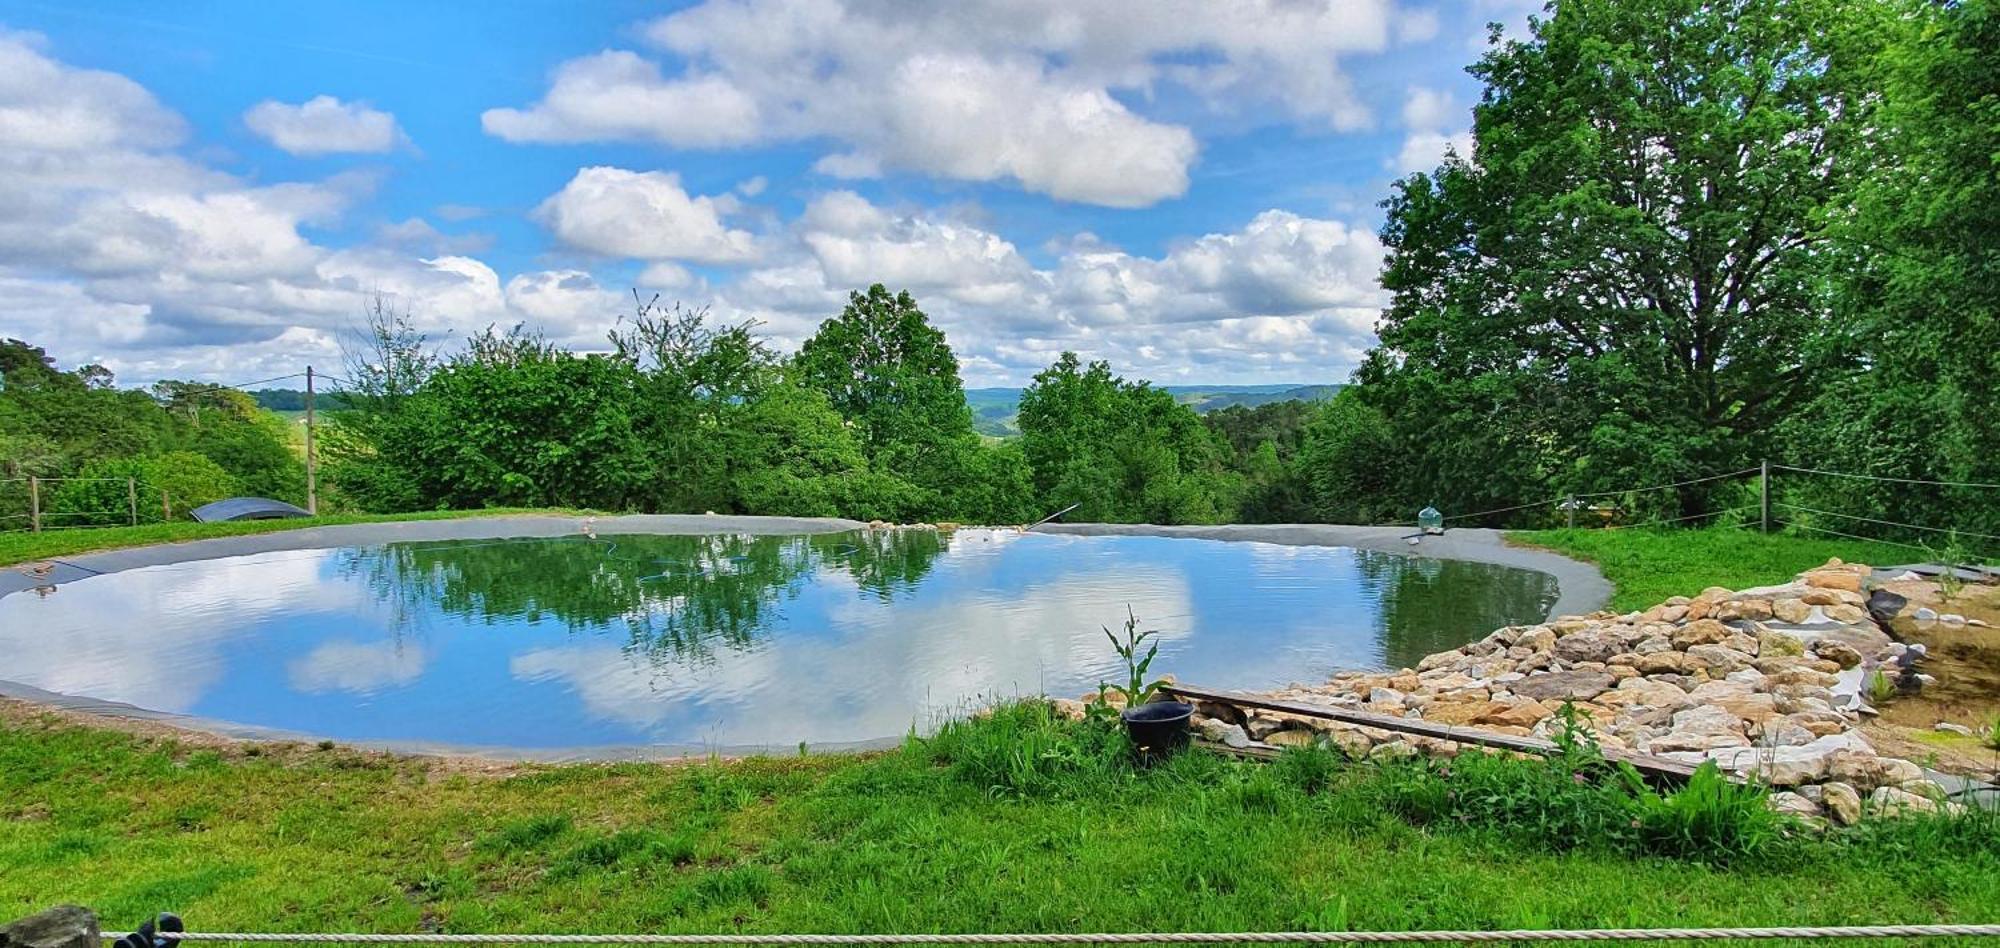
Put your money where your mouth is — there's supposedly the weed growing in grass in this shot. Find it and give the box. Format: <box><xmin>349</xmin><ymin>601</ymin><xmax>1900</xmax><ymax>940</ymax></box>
<box><xmin>1625</xmin><ymin>762</ymin><xmax>1784</xmax><ymax>862</ymax></box>
<box><xmin>1100</xmin><ymin>606</ymin><xmax>1168</xmax><ymax>709</ymax></box>
<box><xmin>1367</xmin><ymin>707</ymin><xmax>1784</xmax><ymax>863</ymax></box>
<box><xmin>912</xmin><ymin>700</ymin><xmax>1131</xmax><ymax>797</ymax></box>
<box><xmin>1866</xmin><ymin>668</ymin><xmax>1897</xmax><ymax>706</ymax></box>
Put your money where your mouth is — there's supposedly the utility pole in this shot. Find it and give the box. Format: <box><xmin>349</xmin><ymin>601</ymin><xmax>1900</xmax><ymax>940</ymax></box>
<box><xmin>1760</xmin><ymin>460</ymin><xmax>1771</xmax><ymax>534</ymax></box>
<box><xmin>304</xmin><ymin>365</ymin><xmax>318</xmax><ymax>516</ymax></box>
<box><xmin>28</xmin><ymin>476</ymin><xmax>39</xmax><ymax>533</ymax></box>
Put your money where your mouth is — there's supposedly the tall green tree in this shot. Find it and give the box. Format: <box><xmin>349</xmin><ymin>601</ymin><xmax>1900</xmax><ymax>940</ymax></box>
<box><xmin>1784</xmin><ymin>0</ymin><xmax>2000</xmax><ymax>542</ymax></box>
<box><xmin>1018</xmin><ymin>353</ymin><xmax>1239</xmax><ymax>524</ymax></box>
<box><xmin>792</xmin><ymin>285</ymin><xmax>999</xmax><ymax>518</ymax></box>
<box><xmin>1361</xmin><ymin>0</ymin><xmax>1893</xmax><ymax>522</ymax></box>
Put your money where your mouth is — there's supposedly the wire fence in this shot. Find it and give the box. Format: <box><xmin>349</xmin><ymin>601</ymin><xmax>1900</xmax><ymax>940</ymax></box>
<box><xmin>1420</xmin><ymin>461</ymin><xmax>2000</xmax><ymax>564</ymax></box>
<box><xmin>0</xmin><ymin>476</ymin><xmax>187</xmax><ymax>534</ymax></box>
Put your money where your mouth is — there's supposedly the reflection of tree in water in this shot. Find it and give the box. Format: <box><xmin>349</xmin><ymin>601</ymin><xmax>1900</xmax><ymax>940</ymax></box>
<box><xmin>338</xmin><ymin>530</ymin><xmax>947</xmax><ymax>664</ymax></box>
<box><xmin>1353</xmin><ymin>551</ymin><xmax>1561</xmax><ymax>669</ymax></box>
<box><xmin>817</xmin><ymin>528</ymin><xmax>946</xmax><ymax>601</ymax></box>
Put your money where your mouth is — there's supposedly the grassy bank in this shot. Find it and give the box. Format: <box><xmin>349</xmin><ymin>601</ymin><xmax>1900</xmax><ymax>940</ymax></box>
<box><xmin>0</xmin><ymin>509</ymin><xmax>578</xmax><ymax>568</ymax></box>
<box><xmin>1512</xmin><ymin>527</ymin><xmax>1922</xmax><ymax>612</ymax></box>
<box><xmin>3</xmin><ymin>702</ymin><xmax>1996</xmax><ymax>936</ymax></box>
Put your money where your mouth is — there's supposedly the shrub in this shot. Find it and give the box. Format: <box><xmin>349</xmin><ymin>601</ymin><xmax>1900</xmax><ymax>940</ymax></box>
<box><xmin>50</xmin><ymin>451</ymin><xmax>239</xmax><ymax>524</ymax></box>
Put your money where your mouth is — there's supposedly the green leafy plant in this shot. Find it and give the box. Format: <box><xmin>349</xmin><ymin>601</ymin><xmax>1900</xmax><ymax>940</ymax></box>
<box><xmin>1628</xmin><ymin>761</ymin><xmax>1782</xmax><ymax>862</ymax></box>
<box><xmin>1925</xmin><ymin>533</ymin><xmax>1972</xmax><ymax>601</ymax></box>
<box><xmin>1099</xmin><ymin>605</ymin><xmax>1168</xmax><ymax>709</ymax></box>
<box><xmin>1866</xmin><ymin>668</ymin><xmax>1897</xmax><ymax>706</ymax></box>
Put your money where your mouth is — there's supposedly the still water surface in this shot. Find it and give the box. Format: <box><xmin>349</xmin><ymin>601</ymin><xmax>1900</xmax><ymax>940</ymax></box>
<box><xmin>0</xmin><ymin>530</ymin><xmax>1558</xmax><ymax>750</ymax></box>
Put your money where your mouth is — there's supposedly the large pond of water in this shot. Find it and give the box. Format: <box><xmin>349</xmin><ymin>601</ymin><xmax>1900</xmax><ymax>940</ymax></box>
<box><xmin>0</xmin><ymin>530</ymin><xmax>1559</xmax><ymax>752</ymax></box>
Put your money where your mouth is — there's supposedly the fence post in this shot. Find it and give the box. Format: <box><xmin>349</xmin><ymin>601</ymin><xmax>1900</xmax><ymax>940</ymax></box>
<box><xmin>127</xmin><ymin>477</ymin><xmax>138</xmax><ymax>526</ymax></box>
<box><xmin>1760</xmin><ymin>460</ymin><xmax>1771</xmax><ymax>534</ymax></box>
<box><xmin>162</xmin><ymin>490</ymin><xmax>172</xmax><ymax>523</ymax></box>
<box><xmin>304</xmin><ymin>364</ymin><xmax>319</xmax><ymax>516</ymax></box>
<box><xmin>28</xmin><ymin>475</ymin><xmax>39</xmax><ymax>533</ymax></box>
<box><xmin>1565</xmin><ymin>494</ymin><xmax>1576</xmax><ymax>530</ymax></box>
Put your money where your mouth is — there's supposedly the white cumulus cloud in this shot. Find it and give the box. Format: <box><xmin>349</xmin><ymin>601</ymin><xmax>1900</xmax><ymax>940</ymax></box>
<box><xmin>244</xmin><ymin>95</ymin><xmax>406</xmax><ymax>155</ymax></box>
<box><xmin>533</xmin><ymin>166</ymin><xmax>759</xmax><ymax>264</ymax></box>
<box><xmin>483</xmin><ymin>0</ymin><xmax>1440</xmax><ymax>207</ymax></box>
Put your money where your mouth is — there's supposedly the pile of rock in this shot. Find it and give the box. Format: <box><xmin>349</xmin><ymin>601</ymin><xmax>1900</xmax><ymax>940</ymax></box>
<box><xmin>1189</xmin><ymin>559</ymin><xmax>1974</xmax><ymax>825</ymax></box>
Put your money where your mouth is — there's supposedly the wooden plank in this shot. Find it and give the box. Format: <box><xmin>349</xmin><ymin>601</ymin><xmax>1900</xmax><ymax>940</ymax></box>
<box><xmin>1192</xmin><ymin>739</ymin><xmax>1283</xmax><ymax>762</ymax></box>
<box><xmin>1163</xmin><ymin>684</ymin><xmax>1701</xmax><ymax>784</ymax></box>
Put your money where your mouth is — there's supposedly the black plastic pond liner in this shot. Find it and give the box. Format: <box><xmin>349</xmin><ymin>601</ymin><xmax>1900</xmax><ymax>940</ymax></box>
<box><xmin>1121</xmin><ymin>700</ymin><xmax>1193</xmax><ymax>762</ymax></box>
<box><xmin>189</xmin><ymin>497</ymin><xmax>311</xmax><ymax>522</ymax></box>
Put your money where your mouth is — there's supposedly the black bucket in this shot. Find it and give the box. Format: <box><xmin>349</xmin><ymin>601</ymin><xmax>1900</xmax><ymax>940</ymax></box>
<box><xmin>1121</xmin><ymin>700</ymin><xmax>1193</xmax><ymax>760</ymax></box>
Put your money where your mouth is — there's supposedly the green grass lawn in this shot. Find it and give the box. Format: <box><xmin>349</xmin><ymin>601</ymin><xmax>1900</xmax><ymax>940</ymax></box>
<box><xmin>1512</xmin><ymin>527</ymin><xmax>1925</xmax><ymax>612</ymax></box>
<box><xmin>0</xmin><ymin>509</ymin><xmax>579</xmax><ymax>568</ymax></box>
<box><xmin>2</xmin><ymin>703</ymin><xmax>1995</xmax><ymax>937</ymax></box>
<box><xmin>8</xmin><ymin>517</ymin><xmax>1995</xmax><ymax>936</ymax></box>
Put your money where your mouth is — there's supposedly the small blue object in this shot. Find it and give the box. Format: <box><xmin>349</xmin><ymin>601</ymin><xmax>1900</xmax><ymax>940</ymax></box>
<box><xmin>190</xmin><ymin>497</ymin><xmax>311</xmax><ymax>522</ymax></box>
<box><xmin>1417</xmin><ymin>506</ymin><xmax>1444</xmax><ymax>534</ymax></box>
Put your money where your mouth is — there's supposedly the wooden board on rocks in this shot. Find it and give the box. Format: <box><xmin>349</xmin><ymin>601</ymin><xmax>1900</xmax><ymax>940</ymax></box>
<box><xmin>1162</xmin><ymin>684</ymin><xmax>1703</xmax><ymax>785</ymax></box>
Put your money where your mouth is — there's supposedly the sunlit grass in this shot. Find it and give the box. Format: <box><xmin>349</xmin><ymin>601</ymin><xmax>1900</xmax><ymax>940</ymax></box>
<box><xmin>2</xmin><ymin>703</ymin><xmax>1995</xmax><ymax>935</ymax></box>
<box><xmin>1511</xmin><ymin>527</ymin><xmax>1918</xmax><ymax>612</ymax></box>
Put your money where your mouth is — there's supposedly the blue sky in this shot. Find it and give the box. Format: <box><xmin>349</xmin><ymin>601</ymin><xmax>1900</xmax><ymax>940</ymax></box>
<box><xmin>0</xmin><ymin>0</ymin><xmax>1531</xmax><ymax>387</ymax></box>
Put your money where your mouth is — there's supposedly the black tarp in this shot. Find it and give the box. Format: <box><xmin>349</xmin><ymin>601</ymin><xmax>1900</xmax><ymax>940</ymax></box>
<box><xmin>189</xmin><ymin>497</ymin><xmax>311</xmax><ymax>522</ymax></box>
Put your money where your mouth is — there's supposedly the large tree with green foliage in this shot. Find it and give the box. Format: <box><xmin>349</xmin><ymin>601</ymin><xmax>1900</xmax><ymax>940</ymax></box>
<box><xmin>1781</xmin><ymin>0</ymin><xmax>2000</xmax><ymax>543</ymax></box>
<box><xmin>792</xmin><ymin>284</ymin><xmax>1029</xmax><ymax>522</ymax></box>
<box><xmin>1018</xmin><ymin>353</ymin><xmax>1239</xmax><ymax>524</ymax></box>
<box><xmin>1351</xmin><ymin>0</ymin><xmax>1892</xmax><ymax>524</ymax></box>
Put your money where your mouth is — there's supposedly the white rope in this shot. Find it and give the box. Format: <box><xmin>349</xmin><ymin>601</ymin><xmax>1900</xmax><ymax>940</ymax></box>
<box><xmin>100</xmin><ymin>926</ymin><xmax>2000</xmax><ymax>945</ymax></box>
<box><xmin>1773</xmin><ymin>502</ymin><xmax>2000</xmax><ymax>546</ymax></box>
<box><xmin>1772</xmin><ymin>465</ymin><xmax>2000</xmax><ymax>490</ymax></box>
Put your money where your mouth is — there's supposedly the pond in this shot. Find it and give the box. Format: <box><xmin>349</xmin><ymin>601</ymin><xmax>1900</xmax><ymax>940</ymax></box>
<box><xmin>0</xmin><ymin>529</ymin><xmax>1560</xmax><ymax>752</ymax></box>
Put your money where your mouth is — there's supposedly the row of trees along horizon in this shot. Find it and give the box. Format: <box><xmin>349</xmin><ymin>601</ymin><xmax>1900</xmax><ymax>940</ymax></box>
<box><xmin>3</xmin><ymin>0</ymin><xmax>1995</xmax><ymax>543</ymax></box>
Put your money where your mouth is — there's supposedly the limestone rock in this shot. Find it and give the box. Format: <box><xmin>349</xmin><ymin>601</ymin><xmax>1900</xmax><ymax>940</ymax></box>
<box><xmin>1472</xmin><ymin>699</ymin><xmax>1554</xmax><ymax>729</ymax></box>
<box><xmin>1771</xmin><ymin>598</ymin><xmax>1813</xmax><ymax>624</ymax></box>
<box><xmin>1812</xmin><ymin>640</ymin><xmax>1864</xmax><ymax>668</ymax></box>
<box><xmin>1264</xmin><ymin>728</ymin><xmax>1318</xmax><ymax>748</ymax></box>
<box><xmin>1514</xmin><ymin>626</ymin><xmax>1556</xmax><ymax>652</ymax></box>
<box><xmin>2</xmin><ymin>907</ymin><xmax>100</xmax><ymax>948</ymax></box>
<box><xmin>1369</xmin><ymin>739</ymin><xmax>1418</xmax><ymax>761</ymax></box>
<box><xmin>1597</xmin><ymin>677</ymin><xmax>1692</xmax><ymax>712</ymax></box>
<box><xmin>1870</xmin><ymin>785</ymin><xmax>1939</xmax><ymax>816</ymax></box>
<box><xmin>1684</xmin><ymin>644</ymin><xmax>1754</xmax><ymax>674</ymax></box>
<box><xmin>1822</xmin><ymin>782</ymin><xmax>1863</xmax><ymax>825</ymax></box>
<box><xmin>1199</xmin><ymin>719</ymin><xmax>1252</xmax><ymax>748</ymax></box>
<box><xmin>1805</xmin><ymin>569</ymin><xmax>1864</xmax><ymax>592</ymax></box>
<box><xmin>1553</xmin><ymin>629</ymin><xmax>1624</xmax><ymax>664</ymax></box>
<box><xmin>1769</xmin><ymin>791</ymin><xmax>1821</xmax><ymax>818</ymax></box>
<box><xmin>1757</xmin><ymin>629</ymin><xmax>1805</xmax><ymax>658</ymax></box>
<box><xmin>1672</xmin><ymin>619</ymin><xmax>1733</xmax><ymax>649</ymax></box>
<box><xmin>1509</xmin><ymin>670</ymin><xmax>1615</xmax><ymax>702</ymax></box>
<box><xmin>1367</xmin><ymin>687</ymin><xmax>1407</xmax><ymax>710</ymax></box>
<box><xmin>1717</xmin><ymin>599</ymin><xmax>1774</xmax><ymax>622</ymax></box>
<box><xmin>1636</xmin><ymin>651</ymin><xmax>1690</xmax><ymax>675</ymax></box>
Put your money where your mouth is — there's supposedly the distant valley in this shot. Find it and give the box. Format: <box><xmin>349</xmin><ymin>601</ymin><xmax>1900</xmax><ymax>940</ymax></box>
<box><xmin>965</xmin><ymin>383</ymin><xmax>1342</xmax><ymax>437</ymax></box>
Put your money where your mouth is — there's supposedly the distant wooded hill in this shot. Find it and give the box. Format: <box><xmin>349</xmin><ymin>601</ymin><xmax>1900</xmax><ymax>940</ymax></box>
<box><xmin>249</xmin><ymin>389</ymin><xmax>354</xmax><ymax>412</ymax></box>
<box><xmin>966</xmin><ymin>383</ymin><xmax>1341</xmax><ymax>437</ymax></box>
